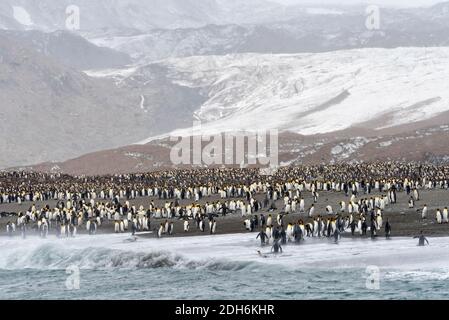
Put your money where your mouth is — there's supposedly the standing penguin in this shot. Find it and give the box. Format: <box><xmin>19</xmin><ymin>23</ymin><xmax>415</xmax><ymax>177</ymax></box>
<box><xmin>256</xmin><ymin>228</ymin><xmax>268</xmax><ymax>246</ymax></box>
<box><xmin>333</xmin><ymin>228</ymin><xmax>340</xmax><ymax>244</ymax></box>
<box><xmin>436</xmin><ymin>209</ymin><xmax>442</xmax><ymax>224</ymax></box>
<box><xmin>408</xmin><ymin>197</ymin><xmax>415</xmax><ymax>209</ymax></box>
<box><xmin>385</xmin><ymin>219</ymin><xmax>392</xmax><ymax>239</ymax></box>
<box><xmin>376</xmin><ymin>212</ymin><xmax>383</xmax><ymax>231</ymax></box>
<box><xmin>443</xmin><ymin>207</ymin><xmax>449</xmax><ymax>223</ymax></box>
<box><xmin>90</xmin><ymin>221</ymin><xmax>97</xmax><ymax>235</ymax></box>
<box><xmin>212</xmin><ymin>220</ymin><xmax>217</xmax><ymax>234</ymax></box>
<box><xmin>60</xmin><ymin>224</ymin><xmax>66</xmax><ymax>238</ymax></box>
<box><xmin>311</xmin><ymin>219</ymin><xmax>317</xmax><ymax>237</ymax></box>
<box><xmin>340</xmin><ymin>201</ymin><xmax>346</xmax><ymax>213</ymax></box>
<box><xmin>422</xmin><ymin>205</ymin><xmax>428</xmax><ymax>220</ymax></box>
<box><xmin>184</xmin><ymin>220</ymin><xmax>190</xmax><ymax>232</ymax></box>
<box><xmin>266</xmin><ymin>215</ymin><xmax>272</xmax><ymax>228</ymax></box>
<box><xmin>319</xmin><ymin>217</ymin><xmax>325</xmax><ymax>237</ymax></box>
<box><xmin>164</xmin><ymin>220</ymin><xmax>170</xmax><ymax>234</ymax></box>
<box><xmin>413</xmin><ymin>188</ymin><xmax>420</xmax><ymax>201</ymax></box>
<box><xmin>308</xmin><ymin>205</ymin><xmax>315</xmax><ymax>218</ymax></box>
<box><xmin>265</xmin><ymin>225</ymin><xmax>272</xmax><ymax>244</ymax></box>
<box><xmin>299</xmin><ymin>198</ymin><xmax>305</xmax><ymax>213</ymax></box>
<box><xmin>286</xmin><ymin>223</ymin><xmax>294</xmax><ymax>242</ymax></box>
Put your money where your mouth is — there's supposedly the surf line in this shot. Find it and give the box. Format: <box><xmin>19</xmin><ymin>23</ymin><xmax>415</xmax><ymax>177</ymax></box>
<box><xmin>175</xmin><ymin>304</ymin><xmax>210</xmax><ymax>318</ymax></box>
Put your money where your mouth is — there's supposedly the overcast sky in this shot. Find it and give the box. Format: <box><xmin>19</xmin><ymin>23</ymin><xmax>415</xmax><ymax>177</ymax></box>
<box><xmin>271</xmin><ymin>0</ymin><xmax>444</xmax><ymax>8</ymax></box>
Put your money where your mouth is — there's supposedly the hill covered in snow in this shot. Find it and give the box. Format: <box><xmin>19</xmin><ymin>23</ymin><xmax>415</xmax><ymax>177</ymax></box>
<box><xmin>132</xmin><ymin>47</ymin><xmax>449</xmax><ymax>142</ymax></box>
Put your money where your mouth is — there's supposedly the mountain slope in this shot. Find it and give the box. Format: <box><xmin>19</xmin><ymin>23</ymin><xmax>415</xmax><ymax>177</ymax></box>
<box><xmin>1</xmin><ymin>30</ymin><xmax>131</xmax><ymax>70</ymax></box>
<box><xmin>19</xmin><ymin>123</ymin><xmax>449</xmax><ymax>175</ymax></box>
<box><xmin>129</xmin><ymin>47</ymin><xmax>449</xmax><ymax>142</ymax></box>
<box><xmin>0</xmin><ymin>32</ymin><xmax>154</xmax><ymax>169</ymax></box>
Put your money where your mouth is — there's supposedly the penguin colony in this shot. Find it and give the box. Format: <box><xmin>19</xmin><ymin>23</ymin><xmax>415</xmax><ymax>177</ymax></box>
<box><xmin>2</xmin><ymin>162</ymin><xmax>449</xmax><ymax>238</ymax></box>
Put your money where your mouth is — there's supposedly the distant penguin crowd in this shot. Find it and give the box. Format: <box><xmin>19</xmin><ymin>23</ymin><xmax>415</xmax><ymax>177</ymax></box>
<box><xmin>2</xmin><ymin>162</ymin><xmax>449</xmax><ymax>240</ymax></box>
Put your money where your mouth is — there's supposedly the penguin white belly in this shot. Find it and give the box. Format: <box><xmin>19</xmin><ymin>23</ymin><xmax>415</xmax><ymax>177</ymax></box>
<box><xmin>377</xmin><ymin>217</ymin><xmax>382</xmax><ymax>230</ymax></box>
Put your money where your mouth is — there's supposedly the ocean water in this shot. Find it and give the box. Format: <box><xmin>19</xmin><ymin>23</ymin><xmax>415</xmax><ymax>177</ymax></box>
<box><xmin>1</xmin><ymin>233</ymin><xmax>449</xmax><ymax>300</ymax></box>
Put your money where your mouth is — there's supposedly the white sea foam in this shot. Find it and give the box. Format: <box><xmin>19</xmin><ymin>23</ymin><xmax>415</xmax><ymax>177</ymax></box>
<box><xmin>1</xmin><ymin>233</ymin><xmax>449</xmax><ymax>275</ymax></box>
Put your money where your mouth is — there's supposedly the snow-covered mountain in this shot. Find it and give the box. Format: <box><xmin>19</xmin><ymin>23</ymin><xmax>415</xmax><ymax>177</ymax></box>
<box><xmin>3</xmin><ymin>0</ymin><xmax>449</xmax><ymax>64</ymax></box>
<box><xmin>88</xmin><ymin>3</ymin><xmax>449</xmax><ymax>63</ymax></box>
<box><xmin>2</xmin><ymin>1</ymin><xmax>449</xmax><ymax>172</ymax></box>
<box><xmin>126</xmin><ymin>47</ymin><xmax>449</xmax><ymax>142</ymax></box>
<box><xmin>0</xmin><ymin>0</ymin><xmax>300</xmax><ymax>32</ymax></box>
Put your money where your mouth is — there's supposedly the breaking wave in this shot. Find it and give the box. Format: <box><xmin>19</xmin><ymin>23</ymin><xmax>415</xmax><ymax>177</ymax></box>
<box><xmin>0</xmin><ymin>243</ymin><xmax>256</xmax><ymax>272</ymax></box>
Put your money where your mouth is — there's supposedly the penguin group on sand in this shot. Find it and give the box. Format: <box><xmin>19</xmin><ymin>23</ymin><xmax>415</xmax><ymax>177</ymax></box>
<box><xmin>3</xmin><ymin>162</ymin><xmax>449</xmax><ymax>244</ymax></box>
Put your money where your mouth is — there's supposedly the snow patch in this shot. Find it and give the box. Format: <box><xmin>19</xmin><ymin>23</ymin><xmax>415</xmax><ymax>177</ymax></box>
<box><xmin>379</xmin><ymin>141</ymin><xmax>393</xmax><ymax>148</ymax></box>
<box><xmin>12</xmin><ymin>6</ymin><xmax>33</xmax><ymax>26</ymax></box>
<box><xmin>133</xmin><ymin>48</ymin><xmax>449</xmax><ymax>144</ymax></box>
<box><xmin>306</xmin><ymin>8</ymin><xmax>343</xmax><ymax>15</ymax></box>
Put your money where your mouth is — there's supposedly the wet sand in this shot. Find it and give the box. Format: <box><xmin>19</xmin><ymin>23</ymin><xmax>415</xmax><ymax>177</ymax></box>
<box><xmin>1</xmin><ymin>189</ymin><xmax>449</xmax><ymax>238</ymax></box>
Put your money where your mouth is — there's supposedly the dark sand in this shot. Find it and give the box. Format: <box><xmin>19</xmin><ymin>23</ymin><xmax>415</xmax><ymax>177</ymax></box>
<box><xmin>1</xmin><ymin>189</ymin><xmax>448</xmax><ymax>239</ymax></box>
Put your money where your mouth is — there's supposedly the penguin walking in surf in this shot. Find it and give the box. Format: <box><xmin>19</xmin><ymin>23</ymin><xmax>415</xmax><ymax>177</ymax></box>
<box><xmin>211</xmin><ymin>220</ymin><xmax>217</xmax><ymax>235</ymax></box>
<box><xmin>271</xmin><ymin>240</ymin><xmax>283</xmax><ymax>255</ymax></box>
<box><xmin>280</xmin><ymin>227</ymin><xmax>287</xmax><ymax>244</ymax></box>
<box><xmin>41</xmin><ymin>221</ymin><xmax>48</xmax><ymax>238</ymax></box>
<box><xmin>256</xmin><ymin>228</ymin><xmax>269</xmax><ymax>246</ymax></box>
<box><xmin>157</xmin><ymin>223</ymin><xmax>164</xmax><ymax>238</ymax></box>
<box><xmin>385</xmin><ymin>219</ymin><xmax>391</xmax><ymax>239</ymax></box>
<box><xmin>89</xmin><ymin>220</ymin><xmax>97</xmax><ymax>235</ymax></box>
<box><xmin>265</xmin><ymin>225</ymin><xmax>272</xmax><ymax>244</ymax></box>
<box><xmin>333</xmin><ymin>228</ymin><xmax>340</xmax><ymax>244</ymax></box>
<box><xmin>6</xmin><ymin>222</ymin><xmax>13</xmax><ymax>237</ymax></box>
<box><xmin>414</xmin><ymin>231</ymin><xmax>429</xmax><ymax>247</ymax></box>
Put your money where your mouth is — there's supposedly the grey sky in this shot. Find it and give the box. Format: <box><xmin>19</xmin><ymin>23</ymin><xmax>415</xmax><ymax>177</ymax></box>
<box><xmin>271</xmin><ymin>0</ymin><xmax>444</xmax><ymax>8</ymax></box>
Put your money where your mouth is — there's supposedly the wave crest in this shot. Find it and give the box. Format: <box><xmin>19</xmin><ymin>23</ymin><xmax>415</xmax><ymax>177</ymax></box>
<box><xmin>1</xmin><ymin>243</ymin><xmax>255</xmax><ymax>271</ymax></box>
